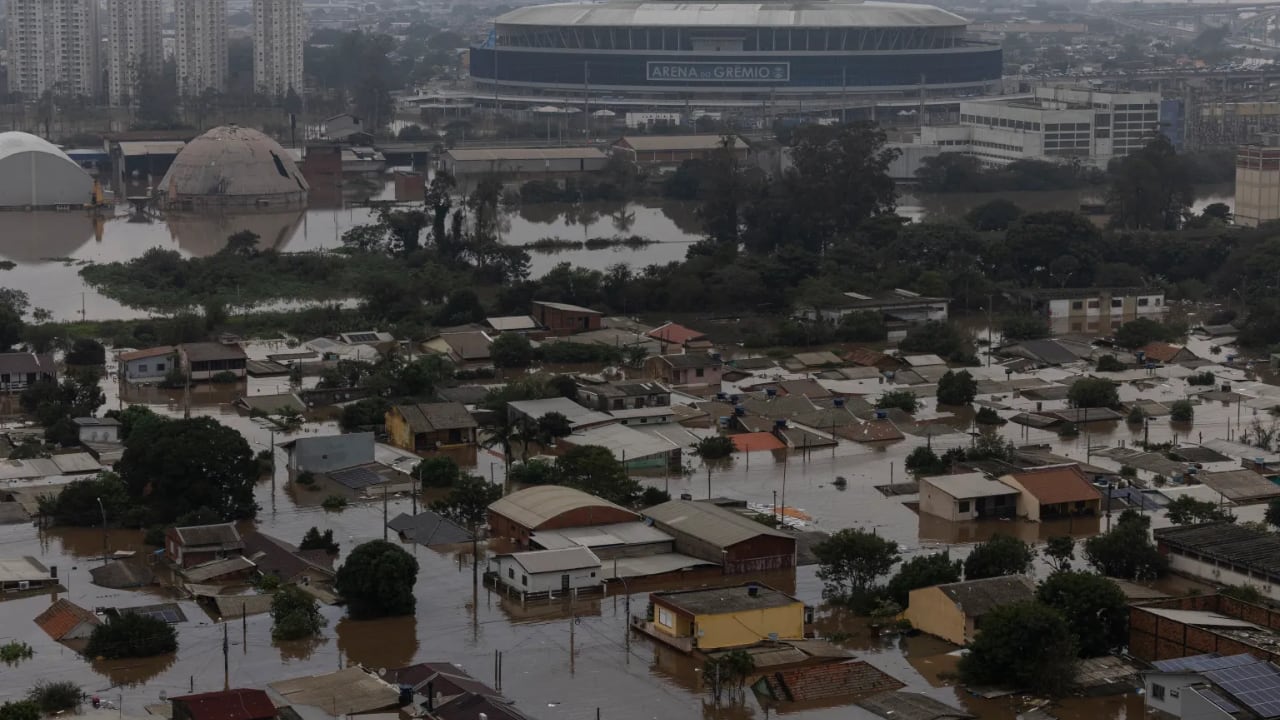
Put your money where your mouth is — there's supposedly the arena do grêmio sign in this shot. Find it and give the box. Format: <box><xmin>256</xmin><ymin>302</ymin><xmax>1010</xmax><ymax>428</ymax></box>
<box><xmin>645</xmin><ymin>61</ymin><xmax>790</xmax><ymax>82</ymax></box>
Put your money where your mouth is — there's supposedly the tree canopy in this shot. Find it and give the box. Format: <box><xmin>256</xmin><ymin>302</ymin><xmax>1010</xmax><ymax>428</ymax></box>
<box><xmin>335</xmin><ymin>540</ymin><xmax>420</xmax><ymax>619</ymax></box>
<box><xmin>963</xmin><ymin>535</ymin><xmax>1033</xmax><ymax>580</ymax></box>
<box><xmin>1067</xmin><ymin>378</ymin><xmax>1120</xmax><ymax>409</ymax></box>
<box><xmin>813</xmin><ymin>528</ymin><xmax>900</xmax><ymax>604</ymax></box>
<box><xmin>84</xmin><ymin>613</ymin><xmax>177</xmax><ymax>659</ymax></box>
<box><xmin>271</xmin><ymin>585</ymin><xmax>326</xmax><ymax>641</ymax></box>
<box><xmin>1083</xmin><ymin>511</ymin><xmax>1168</xmax><ymax>580</ymax></box>
<box><xmin>958</xmin><ymin>602</ymin><xmax>1078</xmax><ymax>695</ymax></box>
<box><xmin>886</xmin><ymin>551</ymin><xmax>962</xmax><ymax>607</ymax></box>
<box><xmin>1036</xmin><ymin>571</ymin><xmax>1128</xmax><ymax>658</ymax></box>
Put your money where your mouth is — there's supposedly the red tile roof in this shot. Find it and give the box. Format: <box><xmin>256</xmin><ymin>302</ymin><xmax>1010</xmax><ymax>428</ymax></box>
<box><xmin>845</xmin><ymin>347</ymin><xmax>891</xmax><ymax>367</ymax></box>
<box><xmin>647</xmin><ymin>321</ymin><xmax>708</xmax><ymax>346</ymax></box>
<box><xmin>172</xmin><ymin>689</ymin><xmax>276</xmax><ymax>720</ymax></box>
<box><xmin>1006</xmin><ymin>464</ymin><xmax>1101</xmax><ymax>505</ymax></box>
<box><xmin>33</xmin><ymin>598</ymin><xmax>100</xmax><ymax>640</ymax></box>
<box><xmin>767</xmin><ymin>660</ymin><xmax>905</xmax><ymax>703</ymax></box>
<box><xmin>1138</xmin><ymin>341</ymin><xmax>1189</xmax><ymax>364</ymax></box>
<box><xmin>732</xmin><ymin>432</ymin><xmax>786</xmax><ymax>453</ymax></box>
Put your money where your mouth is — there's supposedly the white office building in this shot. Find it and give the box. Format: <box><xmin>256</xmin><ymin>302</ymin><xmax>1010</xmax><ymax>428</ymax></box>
<box><xmin>175</xmin><ymin>0</ymin><xmax>228</xmax><ymax>96</ymax></box>
<box><xmin>919</xmin><ymin>86</ymin><xmax>1164</xmax><ymax>168</ymax></box>
<box><xmin>6</xmin><ymin>0</ymin><xmax>101</xmax><ymax>99</ymax></box>
<box><xmin>253</xmin><ymin>0</ymin><xmax>305</xmax><ymax>98</ymax></box>
<box><xmin>106</xmin><ymin>0</ymin><xmax>163</xmax><ymax>106</ymax></box>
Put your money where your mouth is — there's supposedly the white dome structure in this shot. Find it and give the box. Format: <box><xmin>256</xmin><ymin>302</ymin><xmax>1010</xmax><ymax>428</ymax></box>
<box><xmin>0</xmin><ymin>132</ymin><xmax>94</xmax><ymax>209</ymax></box>
<box><xmin>160</xmin><ymin>125</ymin><xmax>309</xmax><ymax>211</ymax></box>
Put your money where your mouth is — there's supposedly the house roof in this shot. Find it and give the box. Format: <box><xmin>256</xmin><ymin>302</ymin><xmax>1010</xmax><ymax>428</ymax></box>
<box><xmin>180</xmin><ymin>342</ymin><xmax>247</xmax><ymax>363</ymax></box>
<box><xmin>0</xmin><ymin>352</ymin><xmax>54</xmax><ymax>375</ymax></box>
<box><xmin>171</xmin><ymin>689</ymin><xmax>277</xmax><ymax>720</ymax></box>
<box><xmin>1139</xmin><ymin>341</ymin><xmax>1192</xmax><ymax>363</ymax></box>
<box><xmin>388</xmin><ymin>510</ymin><xmax>474</xmax><ymax>545</ymax></box>
<box><xmin>922</xmin><ymin>473</ymin><xmax>1019</xmax><ymax>500</ymax></box>
<box><xmin>1155</xmin><ymin>521</ymin><xmax>1280</xmax><ymax>577</ymax></box>
<box><xmin>183</xmin><ymin>556</ymin><xmax>256</xmax><ymax>583</ymax></box>
<box><xmin>732</xmin><ymin>432</ymin><xmax>786</xmax><ymax>452</ymax></box>
<box><xmin>777</xmin><ymin>379</ymin><xmax>832</xmax><ymax>399</ymax></box>
<box><xmin>89</xmin><ymin>559</ymin><xmax>155</xmax><ymax>589</ymax></box>
<box><xmin>532</xmin><ymin>521</ymin><xmax>672</xmax><ymax>551</ymax></box>
<box><xmin>393</xmin><ymin>402</ymin><xmax>478</xmax><ymax>433</ymax></box>
<box><xmin>857</xmin><ymin>692</ymin><xmax>975</xmax><ymax>720</ymax></box>
<box><xmin>241</xmin><ymin>532</ymin><xmax>334</xmax><ymax>580</ymax></box>
<box><xmin>269</xmin><ymin>667</ymin><xmax>400</xmax><ymax>715</ymax></box>
<box><xmin>1198</xmin><ymin>469</ymin><xmax>1280</xmax><ymax>502</ymax></box>
<box><xmin>646</xmin><ymin>321</ymin><xmax>707</xmax><ymax>345</ymax></box>
<box><xmin>1003</xmin><ymin>464</ymin><xmax>1102</xmax><ymax>505</ymax></box>
<box><xmin>618</xmin><ymin>134</ymin><xmax>746</xmax><ymax>152</ymax></box>
<box><xmin>532</xmin><ymin>300</ymin><xmax>601</xmax><ymax>315</ymax></box>
<box><xmin>507</xmin><ymin>397</ymin><xmax>613</xmax><ymax>428</ymax></box>
<box><xmin>73</xmin><ymin>416</ymin><xmax>121</xmax><ymax>427</ymax></box>
<box><xmin>645</xmin><ymin>499</ymin><xmax>793</xmax><ymax>548</ymax></box>
<box><xmin>931</xmin><ymin>575</ymin><xmax>1036</xmax><ymax>617</ymax></box>
<box><xmin>34</xmin><ymin>598</ymin><xmax>100</xmax><ymax>640</ymax></box>
<box><xmin>489</xmin><ymin>485</ymin><xmax>638</xmax><ymax>530</ymax></box>
<box><xmin>439</xmin><ymin>331</ymin><xmax>493</xmax><ymax>361</ymax></box>
<box><xmin>654</xmin><ymin>583</ymin><xmax>800</xmax><ymax>615</ymax></box>
<box><xmin>173</xmin><ymin>523</ymin><xmax>243</xmax><ymax>548</ymax></box>
<box><xmin>118</xmin><ymin>346</ymin><xmax>176</xmax><ymax>362</ymax></box>
<box><xmin>766</xmin><ymin>660</ymin><xmax>904</xmax><ymax>703</ymax></box>
<box><xmin>504</xmin><ymin>546</ymin><xmax>602</xmax><ymax>574</ymax></box>
<box><xmin>999</xmin><ymin>339</ymin><xmax>1082</xmax><ymax>366</ymax></box>
<box><xmin>658</xmin><ymin>353</ymin><xmax>721</xmax><ymax>369</ymax></box>
<box><xmin>846</xmin><ymin>347</ymin><xmax>892</xmax><ymax>367</ymax></box>
<box><xmin>485</xmin><ymin>315</ymin><xmax>539</xmax><ymax>332</ymax></box>
<box><xmin>0</xmin><ymin>556</ymin><xmax>49</xmax><ymax>583</ymax></box>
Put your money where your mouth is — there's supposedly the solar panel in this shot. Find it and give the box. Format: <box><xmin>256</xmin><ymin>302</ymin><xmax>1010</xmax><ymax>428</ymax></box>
<box><xmin>346</xmin><ymin>333</ymin><xmax>380</xmax><ymax>343</ymax></box>
<box><xmin>1153</xmin><ymin>653</ymin><xmax>1259</xmax><ymax>673</ymax></box>
<box><xmin>1206</xmin><ymin>660</ymin><xmax>1280</xmax><ymax>716</ymax></box>
<box><xmin>121</xmin><ymin>604</ymin><xmax>187</xmax><ymax>624</ymax></box>
<box><xmin>1198</xmin><ymin>688</ymin><xmax>1242</xmax><ymax>714</ymax></box>
<box><xmin>329</xmin><ymin>466</ymin><xmax>383</xmax><ymax>490</ymax></box>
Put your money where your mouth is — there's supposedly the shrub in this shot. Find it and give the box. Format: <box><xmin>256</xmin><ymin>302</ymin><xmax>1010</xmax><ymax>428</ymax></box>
<box><xmin>210</xmin><ymin>370</ymin><xmax>240</xmax><ymax>384</ymax></box>
<box><xmin>296</xmin><ymin>471</ymin><xmax>316</xmax><ymax>486</ymax></box>
<box><xmin>1126</xmin><ymin>406</ymin><xmax>1146</xmax><ymax>424</ymax></box>
<box><xmin>1096</xmin><ymin>355</ymin><xmax>1125</xmax><ymax>372</ymax></box>
<box><xmin>1187</xmin><ymin>371</ymin><xmax>1216</xmax><ymax>386</ymax></box>
<box><xmin>975</xmin><ymin>407</ymin><xmax>1004</xmax><ymax>425</ymax></box>
<box><xmin>1170</xmin><ymin>400</ymin><xmax>1194</xmax><ymax>423</ymax></box>
<box><xmin>84</xmin><ymin>613</ymin><xmax>177</xmax><ymax>659</ymax></box>
<box><xmin>875</xmin><ymin>390</ymin><xmax>919</xmax><ymax>413</ymax></box>
<box><xmin>0</xmin><ymin>641</ymin><xmax>33</xmax><ymax>665</ymax></box>
<box><xmin>321</xmin><ymin>495</ymin><xmax>347</xmax><ymax>511</ymax></box>
<box><xmin>26</xmin><ymin>682</ymin><xmax>82</xmax><ymax>714</ymax></box>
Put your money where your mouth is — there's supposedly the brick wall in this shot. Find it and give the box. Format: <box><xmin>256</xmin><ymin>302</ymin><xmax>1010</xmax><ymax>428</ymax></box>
<box><xmin>1129</xmin><ymin>594</ymin><xmax>1280</xmax><ymax>663</ymax></box>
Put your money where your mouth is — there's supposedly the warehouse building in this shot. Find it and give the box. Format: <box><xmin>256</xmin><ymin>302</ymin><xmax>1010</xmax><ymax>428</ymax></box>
<box><xmin>0</xmin><ymin>132</ymin><xmax>96</xmax><ymax>209</ymax></box>
<box><xmin>441</xmin><ymin>147</ymin><xmax>609</xmax><ymax>175</ymax></box>
<box><xmin>644</xmin><ymin>499</ymin><xmax>795</xmax><ymax>574</ymax></box>
<box><xmin>488</xmin><ymin>485</ymin><xmax>640</xmax><ymax>545</ymax></box>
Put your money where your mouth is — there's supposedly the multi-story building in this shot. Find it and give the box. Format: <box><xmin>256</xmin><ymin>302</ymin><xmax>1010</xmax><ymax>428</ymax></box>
<box><xmin>106</xmin><ymin>0</ymin><xmax>163</xmax><ymax>106</ymax></box>
<box><xmin>919</xmin><ymin>86</ymin><xmax>1164</xmax><ymax>168</ymax></box>
<box><xmin>252</xmin><ymin>0</ymin><xmax>305</xmax><ymax>98</ymax></box>
<box><xmin>6</xmin><ymin>0</ymin><xmax>101</xmax><ymax>99</ymax></box>
<box><xmin>1235</xmin><ymin>134</ymin><xmax>1280</xmax><ymax>227</ymax></box>
<box><xmin>175</xmin><ymin>0</ymin><xmax>227</xmax><ymax>96</ymax></box>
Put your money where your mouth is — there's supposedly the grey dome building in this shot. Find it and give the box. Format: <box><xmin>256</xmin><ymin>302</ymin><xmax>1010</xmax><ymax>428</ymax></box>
<box><xmin>159</xmin><ymin>125</ymin><xmax>309</xmax><ymax>210</ymax></box>
<box><xmin>0</xmin><ymin>132</ymin><xmax>95</xmax><ymax>209</ymax></box>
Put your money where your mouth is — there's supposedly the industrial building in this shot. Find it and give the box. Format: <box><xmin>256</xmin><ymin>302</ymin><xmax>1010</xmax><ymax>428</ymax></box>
<box><xmin>469</xmin><ymin>0</ymin><xmax>1002</xmax><ymax>109</ymax></box>
<box><xmin>441</xmin><ymin>147</ymin><xmax>609</xmax><ymax>175</ymax></box>
<box><xmin>1154</xmin><ymin>522</ymin><xmax>1280</xmax><ymax>602</ymax></box>
<box><xmin>644</xmin><ymin>499</ymin><xmax>796</xmax><ymax>574</ymax></box>
<box><xmin>0</xmin><ymin>133</ymin><xmax>96</xmax><ymax>209</ymax></box>
<box><xmin>488</xmin><ymin>485</ymin><xmax>640</xmax><ymax>544</ymax></box>
<box><xmin>1236</xmin><ymin>135</ymin><xmax>1280</xmax><ymax>227</ymax></box>
<box><xmin>917</xmin><ymin>86</ymin><xmax>1165</xmax><ymax>168</ymax></box>
<box><xmin>159</xmin><ymin>126</ymin><xmax>309</xmax><ymax>210</ymax></box>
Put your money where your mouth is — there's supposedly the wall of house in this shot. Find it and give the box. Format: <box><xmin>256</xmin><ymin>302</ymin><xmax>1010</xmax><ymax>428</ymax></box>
<box><xmin>492</xmin><ymin>556</ymin><xmax>600</xmax><ymax>594</ymax></box>
<box><xmin>187</xmin><ymin>359</ymin><xmax>247</xmax><ymax>380</ymax></box>
<box><xmin>291</xmin><ymin>432</ymin><xmax>375</xmax><ymax>474</ymax></box>
<box><xmin>725</xmin><ymin>536</ymin><xmax>796</xmax><ymax>574</ymax></box>
<box><xmin>532</xmin><ymin>305</ymin><xmax>601</xmax><ymax>335</ymax></box>
<box><xmin>692</xmin><ymin>603</ymin><xmax>805</xmax><ymax>650</ymax></box>
<box><xmin>904</xmin><ymin>586</ymin><xmax>968</xmax><ymax>645</ymax></box>
<box><xmin>420</xmin><ymin>427</ymin><xmax>476</xmax><ymax>449</ymax></box>
<box><xmin>919</xmin><ymin>485</ymin><xmax>963</xmax><ymax>521</ymax></box>
<box><xmin>653</xmin><ymin>602</ymin><xmax>694</xmax><ymax>639</ymax></box>
<box><xmin>123</xmin><ymin>356</ymin><xmax>172</xmax><ymax>381</ymax></box>
<box><xmin>79</xmin><ymin>425</ymin><xmax>119</xmax><ymax>444</ymax></box>
<box><xmin>1163</xmin><ymin>551</ymin><xmax>1280</xmax><ymax>603</ymax></box>
<box><xmin>1144</xmin><ymin>673</ymin><xmax>1207</xmax><ymax>718</ymax></box>
<box><xmin>385</xmin><ymin>409</ymin><xmax>414</xmax><ymax>452</ymax></box>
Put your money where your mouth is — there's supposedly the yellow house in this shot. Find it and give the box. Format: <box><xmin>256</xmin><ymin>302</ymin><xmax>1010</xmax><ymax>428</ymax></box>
<box><xmin>649</xmin><ymin>583</ymin><xmax>806</xmax><ymax>651</ymax></box>
<box><xmin>903</xmin><ymin>575</ymin><xmax>1035</xmax><ymax>646</ymax></box>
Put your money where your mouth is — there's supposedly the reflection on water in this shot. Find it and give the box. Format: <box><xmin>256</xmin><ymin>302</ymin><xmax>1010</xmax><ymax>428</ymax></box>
<box><xmin>92</xmin><ymin>652</ymin><xmax>177</xmax><ymax>688</ymax></box>
<box><xmin>0</xmin><ymin>212</ymin><xmax>99</xmax><ymax>262</ymax></box>
<box><xmin>166</xmin><ymin>210</ymin><xmax>306</xmax><ymax>256</ymax></box>
<box><xmin>917</xmin><ymin>512</ymin><xmax>1102</xmax><ymax>546</ymax></box>
<box><xmin>335</xmin><ymin>615</ymin><xmax>419</xmax><ymax>670</ymax></box>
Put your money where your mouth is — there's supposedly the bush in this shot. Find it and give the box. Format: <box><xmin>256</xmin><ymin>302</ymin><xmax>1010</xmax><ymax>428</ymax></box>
<box><xmin>321</xmin><ymin>495</ymin><xmax>347</xmax><ymax>511</ymax></box>
<box><xmin>875</xmin><ymin>390</ymin><xmax>919</xmax><ymax>413</ymax></box>
<box><xmin>0</xmin><ymin>641</ymin><xmax>33</xmax><ymax>665</ymax></box>
<box><xmin>975</xmin><ymin>407</ymin><xmax>1004</xmax><ymax>425</ymax></box>
<box><xmin>1126</xmin><ymin>406</ymin><xmax>1146</xmax><ymax>424</ymax></box>
<box><xmin>0</xmin><ymin>701</ymin><xmax>40</xmax><ymax>720</ymax></box>
<box><xmin>84</xmin><ymin>613</ymin><xmax>176</xmax><ymax>659</ymax></box>
<box><xmin>26</xmin><ymin>682</ymin><xmax>82</xmax><ymax>714</ymax></box>
<box><xmin>640</xmin><ymin>487</ymin><xmax>672</xmax><ymax>507</ymax></box>
<box><xmin>1170</xmin><ymin>400</ymin><xmax>1194</xmax><ymax>422</ymax></box>
<box><xmin>1187</xmin><ymin>371</ymin><xmax>1216</xmax><ymax>386</ymax></box>
<box><xmin>1096</xmin><ymin>355</ymin><xmax>1125</xmax><ymax>372</ymax></box>
<box><xmin>296</xmin><ymin>471</ymin><xmax>316</xmax><ymax>486</ymax></box>
<box><xmin>210</xmin><ymin>370</ymin><xmax>240</xmax><ymax>384</ymax></box>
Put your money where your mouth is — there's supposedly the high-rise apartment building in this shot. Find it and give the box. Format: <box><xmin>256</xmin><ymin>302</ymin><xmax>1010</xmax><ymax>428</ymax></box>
<box><xmin>106</xmin><ymin>0</ymin><xmax>163</xmax><ymax>105</ymax></box>
<box><xmin>6</xmin><ymin>0</ymin><xmax>101</xmax><ymax>99</ymax></box>
<box><xmin>175</xmin><ymin>0</ymin><xmax>228</xmax><ymax>96</ymax></box>
<box><xmin>253</xmin><ymin>0</ymin><xmax>304</xmax><ymax>98</ymax></box>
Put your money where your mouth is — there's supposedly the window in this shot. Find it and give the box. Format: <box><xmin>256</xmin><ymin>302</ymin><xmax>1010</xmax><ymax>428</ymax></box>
<box><xmin>156</xmin><ymin>363</ymin><xmax>165</xmax><ymax>371</ymax></box>
<box><xmin>695</xmin><ymin>368</ymin><xmax>704</xmax><ymax>378</ymax></box>
<box><xmin>1154</xmin><ymin>298</ymin><xmax>1161</xmax><ymax>306</ymax></box>
<box><xmin>521</xmin><ymin>574</ymin><xmax>527</xmax><ymax>586</ymax></box>
<box><xmin>1138</xmin><ymin>298</ymin><xmax>1150</xmax><ymax>307</ymax></box>
<box><xmin>1087</xmin><ymin>300</ymin><xmax>1100</xmax><ymax>309</ymax></box>
<box><xmin>590</xmin><ymin>571</ymin><xmax>596</xmax><ymax>577</ymax></box>
<box><xmin>1111</xmin><ymin>298</ymin><xmax>1123</xmax><ymax>308</ymax></box>
<box><xmin>1151</xmin><ymin>684</ymin><xmax>1165</xmax><ymax>701</ymax></box>
<box><xmin>508</xmin><ymin>568</ymin><xmax>514</xmax><ymax>579</ymax></box>
<box><xmin>138</xmin><ymin>364</ymin><xmax>148</xmax><ymax>372</ymax></box>
<box><xmin>1071</xmin><ymin>301</ymin><xmax>1084</xmax><ymax>310</ymax></box>
<box><xmin>958</xmin><ymin>500</ymin><xmax>971</xmax><ymax>513</ymax></box>
<box><xmin>657</xmin><ymin>607</ymin><xmax>674</xmax><ymax>627</ymax></box>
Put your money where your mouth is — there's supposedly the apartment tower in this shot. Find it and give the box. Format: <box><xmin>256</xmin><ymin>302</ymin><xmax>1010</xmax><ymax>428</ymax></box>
<box><xmin>175</xmin><ymin>0</ymin><xmax>228</xmax><ymax>96</ymax></box>
<box><xmin>252</xmin><ymin>0</ymin><xmax>304</xmax><ymax>98</ymax></box>
<box><xmin>6</xmin><ymin>0</ymin><xmax>101</xmax><ymax>99</ymax></box>
<box><xmin>106</xmin><ymin>0</ymin><xmax>163</xmax><ymax>106</ymax></box>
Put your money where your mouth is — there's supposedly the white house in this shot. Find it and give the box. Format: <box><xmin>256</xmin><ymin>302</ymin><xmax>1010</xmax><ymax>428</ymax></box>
<box><xmin>117</xmin><ymin>346</ymin><xmax>177</xmax><ymax>383</ymax></box>
<box><xmin>489</xmin><ymin>546</ymin><xmax>602</xmax><ymax>597</ymax></box>
<box><xmin>74</xmin><ymin>417</ymin><xmax>121</xmax><ymax>444</ymax></box>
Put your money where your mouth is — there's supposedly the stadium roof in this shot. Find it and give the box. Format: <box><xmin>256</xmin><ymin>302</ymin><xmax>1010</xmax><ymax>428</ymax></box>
<box><xmin>496</xmin><ymin>1</ymin><xmax>969</xmax><ymax>29</ymax></box>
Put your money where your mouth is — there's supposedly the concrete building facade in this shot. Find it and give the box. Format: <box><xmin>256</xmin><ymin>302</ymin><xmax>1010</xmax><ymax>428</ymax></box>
<box><xmin>253</xmin><ymin>0</ymin><xmax>305</xmax><ymax>98</ymax></box>
<box><xmin>6</xmin><ymin>0</ymin><xmax>101</xmax><ymax>99</ymax></box>
<box><xmin>106</xmin><ymin>0</ymin><xmax>163</xmax><ymax>106</ymax></box>
<box><xmin>1236</xmin><ymin>136</ymin><xmax>1280</xmax><ymax>227</ymax></box>
<box><xmin>176</xmin><ymin>0</ymin><xmax>228</xmax><ymax>96</ymax></box>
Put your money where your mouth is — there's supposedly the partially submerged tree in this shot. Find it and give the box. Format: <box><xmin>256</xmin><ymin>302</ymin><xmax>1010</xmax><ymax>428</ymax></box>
<box><xmin>886</xmin><ymin>551</ymin><xmax>962</xmax><ymax>607</ymax></box>
<box><xmin>335</xmin><ymin>540</ymin><xmax>420</xmax><ymax>619</ymax></box>
<box><xmin>964</xmin><ymin>534</ymin><xmax>1033</xmax><ymax>580</ymax></box>
<box><xmin>1036</xmin><ymin>571</ymin><xmax>1128</xmax><ymax>658</ymax></box>
<box><xmin>271</xmin><ymin>585</ymin><xmax>327</xmax><ymax>641</ymax></box>
<box><xmin>1083</xmin><ymin>511</ymin><xmax>1168</xmax><ymax>580</ymax></box>
<box><xmin>813</xmin><ymin>529</ymin><xmax>900</xmax><ymax>606</ymax></box>
<box><xmin>84</xmin><ymin>613</ymin><xmax>177</xmax><ymax>659</ymax></box>
<box><xmin>958</xmin><ymin>602</ymin><xmax>1077</xmax><ymax>696</ymax></box>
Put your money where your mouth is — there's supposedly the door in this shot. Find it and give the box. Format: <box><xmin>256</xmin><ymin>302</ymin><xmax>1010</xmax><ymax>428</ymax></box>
<box><xmin>561</xmin><ymin>574</ymin><xmax>570</xmax><ymax>592</ymax></box>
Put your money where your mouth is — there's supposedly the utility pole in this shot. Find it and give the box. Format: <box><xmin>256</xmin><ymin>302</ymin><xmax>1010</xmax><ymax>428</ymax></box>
<box><xmin>269</xmin><ymin>428</ymin><xmax>276</xmax><ymax>516</ymax></box>
<box><xmin>222</xmin><ymin>621</ymin><xmax>229</xmax><ymax>691</ymax></box>
<box><xmin>242</xmin><ymin>603</ymin><xmax>247</xmax><ymax>653</ymax></box>
<box><xmin>570</xmin><ymin>609</ymin><xmax>576</xmax><ymax>675</ymax></box>
<box><xmin>383</xmin><ymin>485</ymin><xmax>389</xmax><ymax>541</ymax></box>
<box><xmin>96</xmin><ymin>497</ymin><xmax>107</xmax><ymax>565</ymax></box>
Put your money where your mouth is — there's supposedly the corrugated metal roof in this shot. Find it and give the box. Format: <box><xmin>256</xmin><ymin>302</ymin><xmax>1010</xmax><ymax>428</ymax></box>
<box><xmin>171</xmin><ymin>689</ymin><xmax>276</xmax><ymax>720</ymax></box>
<box><xmin>934</xmin><ymin>575</ymin><xmax>1035</xmax><ymax>617</ymax></box>
<box><xmin>497</xmin><ymin>1</ymin><xmax>967</xmax><ymax>28</ymax></box>
<box><xmin>160</xmin><ymin>125</ymin><xmax>309</xmax><ymax>200</ymax></box>
<box><xmin>447</xmin><ymin>147</ymin><xmax>606</xmax><ymax>162</ymax></box>
<box><xmin>269</xmin><ymin>667</ymin><xmax>401</xmax><ymax>715</ymax></box>
<box><xmin>489</xmin><ymin>485</ymin><xmax>637</xmax><ymax>529</ymax></box>
<box><xmin>645</xmin><ymin>499</ymin><xmax>792</xmax><ymax>547</ymax></box>
<box><xmin>921</xmin><ymin>472</ymin><xmax>1018</xmax><ymax>500</ymax></box>
<box><xmin>506</xmin><ymin>546</ymin><xmax>601</xmax><ymax>574</ymax></box>
<box><xmin>619</xmin><ymin>134</ymin><xmax>746</xmax><ymax>152</ymax></box>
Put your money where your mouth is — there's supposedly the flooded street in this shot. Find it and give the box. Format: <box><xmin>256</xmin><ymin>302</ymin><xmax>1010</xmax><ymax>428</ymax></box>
<box><xmin>0</xmin><ymin>328</ymin><xmax>1260</xmax><ymax>719</ymax></box>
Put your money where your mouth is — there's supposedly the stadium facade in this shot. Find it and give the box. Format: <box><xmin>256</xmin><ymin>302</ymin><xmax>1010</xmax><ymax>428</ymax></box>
<box><xmin>469</xmin><ymin>0</ymin><xmax>1003</xmax><ymax>107</ymax></box>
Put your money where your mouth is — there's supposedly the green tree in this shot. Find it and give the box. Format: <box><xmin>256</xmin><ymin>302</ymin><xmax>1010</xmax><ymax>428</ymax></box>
<box><xmin>335</xmin><ymin>540</ymin><xmax>419</xmax><ymax>619</ymax></box>
<box><xmin>430</xmin><ymin>475</ymin><xmax>503</xmax><ymax>529</ymax></box>
<box><xmin>1166</xmin><ymin>495</ymin><xmax>1230</xmax><ymax>524</ymax></box>
<box><xmin>905</xmin><ymin>446</ymin><xmax>946</xmax><ymax>476</ymax></box>
<box><xmin>964</xmin><ymin>534</ymin><xmax>1033</xmax><ymax>580</ymax></box>
<box><xmin>339</xmin><ymin>397</ymin><xmax>390</xmax><ymax>433</ymax></box>
<box><xmin>1043</xmin><ymin>536</ymin><xmax>1075</xmax><ymax>572</ymax></box>
<box><xmin>703</xmin><ymin>649</ymin><xmax>756</xmax><ymax>705</ymax></box>
<box><xmin>490</xmin><ymin>333</ymin><xmax>534</xmax><ymax>368</ymax></box>
<box><xmin>106</xmin><ymin>404</ymin><xmax>165</xmax><ymax>441</ymax></box>
<box><xmin>876</xmin><ymin>389</ymin><xmax>919</xmax><ymax>413</ymax></box>
<box><xmin>299</xmin><ymin>527</ymin><xmax>339</xmax><ymax>555</ymax></box>
<box><xmin>1115</xmin><ymin>318</ymin><xmax>1177</xmax><ymax>350</ymax></box>
<box><xmin>1221</xmin><ymin>584</ymin><xmax>1265</xmax><ymax>603</ymax></box>
<box><xmin>40</xmin><ymin>472</ymin><xmax>130</xmax><ymax>527</ymax></box>
<box><xmin>899</xmin><ymin>321</ymin><xmax>970</xmax><ymax>361</ymax></box>
<box><xmin>958</xmin><ymin>602</ymin><xmax>1077</xmax><ymax>695</ymax></box>
<box><xmin>1265</xmin><ymin>498</ymin><xmax>1280</xmax><ymax>529</ymax></box>
<box><xmin>1170</xmin><ymin>400</ymin><xmax>1194</xmax><ymax>423</ymax></box>
<box><xmin>936</xmin><ymin>370</ymin><xmax>978</xmax><ymax>406</ymax></box>
<box><xmin>1067</xmin><ymin>378</ymin><xmax>1119</xmax><ymax>409</ymax></box>
<box><xmin>555</xmin><ymin>445</ymin><xmax>640</xmax><ymax>505</ymax></box>
<box><xmin>271</xmin><ymin>584</ymin><xmax>326</xmax><ymax>640</ymax></box>
<box><xmin>1096</xmin><ymin>355</ymin><xmax>1126</xmax><ymax>372</ymax></box>
<box><xmin>965</xmin><ymin>199</ymin><xmax>1024</xmax><ymax>231</ymax></box>
<box><xmin>26</xmin><ymin>682</ymin><xmax>82</xmax><ymax>714</ymax></box>
<box><xmin>837</xmin><ymin>311</ymin><xmax>889</xmax><ymax>342</ymax></box>
<box><xmin>813</xmin><ymin>528</ymin><xmax>900</xmax><ymax>602</ymax></box>
<box><xmin>1036</xmin><ymin>571</ymin><xmax>1128</xmax><ymax>657</ymax></box>
<box><xmin>65</xmin><ymin>338</ymin><xmax>105</xmax><ymax>366</ymax></box>
<box><xmin>116</xmin><ymin>416</ymin><xmax>258</xmax><ymax>523</ymax></box>
<box><xmin>536</xmin><ymin>412</ymin><xmax>573</xmax><ymax>444</ymax></box>
<box><xmin>508</xmin><ymin>459</ymin><xmax>561</xmax><ymax>486</ymax></box>
<box><xmin>1107</xmin><ymin>134</ymin><xmax>1192</xmax><ymax>230</ymax></box>
<box><xmin>413</xmin><ymin>456</ymin><xmax>463</xmax><ymax>488</ymax></box>
<box><xmin>0</xmin><ymin>701</ymin><xmax>40</xmax><ymax>720</ymax></box>
<box><xmin>1083</xmin><ymin>511</ymin><xmax>1169</xmax><ymax>580</ymax></box>
<box><xmin>84</xmin><ymin>613</ymin><xmax>177</xmax><ymax>659</ymax></box>
<box><xmin>886</xmin><ymin>551</ymin><xmax>962</xmax><ymax>606</ymax></box>
<box><xmin>1000</xmin><ymin>314</ymin><xmax>1050</xmax><ymax>341</ymax></box>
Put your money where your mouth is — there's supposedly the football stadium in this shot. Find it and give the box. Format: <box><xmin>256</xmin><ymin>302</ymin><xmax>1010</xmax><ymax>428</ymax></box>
<box><xmin>468</xmin><ymin>0</ymin><xmax>1004</xmax><ymax>108</ymax></box>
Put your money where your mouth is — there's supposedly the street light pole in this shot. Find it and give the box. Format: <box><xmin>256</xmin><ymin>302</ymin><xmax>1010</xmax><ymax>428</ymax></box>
<box><xmin>96</xmin><ymin>497</ymin><xmax>107</xmax><ymax>566</ymax></box>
